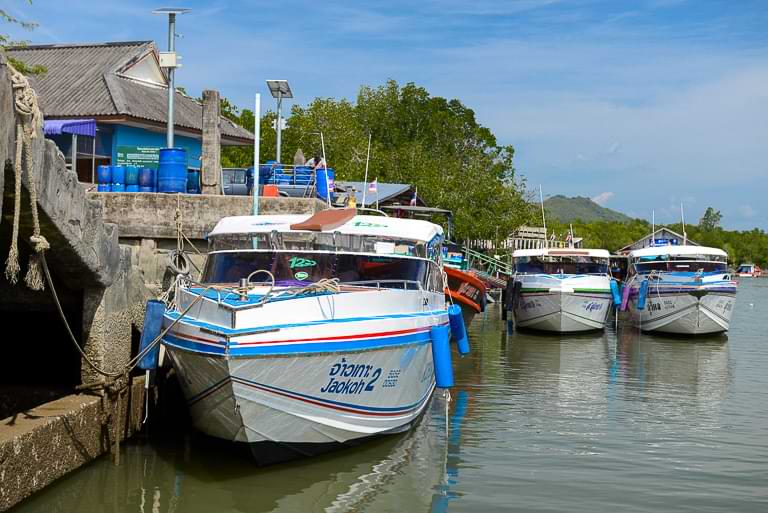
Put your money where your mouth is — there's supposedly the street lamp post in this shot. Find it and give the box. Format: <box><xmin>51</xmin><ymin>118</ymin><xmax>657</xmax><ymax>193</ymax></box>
<box><xmin>265</xmin><ymin>80</ymin><xmax>292</xmax><ymax>163</ymax></box>
<box><xmin>153</xmin><ymin>7</ymin><xmax>191</xmax><ymax>148</ymax></box>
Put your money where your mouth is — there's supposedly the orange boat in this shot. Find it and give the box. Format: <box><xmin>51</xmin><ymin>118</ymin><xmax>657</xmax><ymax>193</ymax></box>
<box><xmin>444</xmin><ymin>266</ymin><xmax>487</xmax><ymax>326</ymax></box>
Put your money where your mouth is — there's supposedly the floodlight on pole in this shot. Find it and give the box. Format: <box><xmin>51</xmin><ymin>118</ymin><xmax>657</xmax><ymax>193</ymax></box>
<box><xmin>153</xmin><ymin>7</ymin><xmax>191</xmax><ymax>148</ymax></box>
<box><xmin>266</xmin><ymin>80</ymin><xmax>292</xmax><ymax>163</ymax></box>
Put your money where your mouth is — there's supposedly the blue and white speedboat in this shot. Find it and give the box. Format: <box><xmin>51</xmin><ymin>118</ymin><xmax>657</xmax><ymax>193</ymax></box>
<box><xmin>625</xmin><ymin>245</ymin><xmax>737</xmax><ymax>335</ymax></box>
<box><xmin>160</xmin><ymin>210</ymin><xmax>450</xmax><ymax>464</ymax></box>
<box><xmin>510</xmin><ymin>248</ymin><xmax>614</xmax><ymax>332</ymax></box>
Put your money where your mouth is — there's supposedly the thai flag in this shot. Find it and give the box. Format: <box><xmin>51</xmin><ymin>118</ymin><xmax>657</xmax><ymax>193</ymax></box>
<box><xmin>368</xmin><ymin>179</ymin><xmax>377</xmax><ymax>193</ymax></box>
<box><xmin>410</xmin><ymin>187</ymin><xmax>418</xmax><ymax>206</ymax></box>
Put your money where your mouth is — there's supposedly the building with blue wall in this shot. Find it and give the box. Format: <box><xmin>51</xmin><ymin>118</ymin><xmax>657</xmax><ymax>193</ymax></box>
<box><xmin>8</xmin><ymin>41</ymin><xmax>252</xmax><ymax>182</ymax></box>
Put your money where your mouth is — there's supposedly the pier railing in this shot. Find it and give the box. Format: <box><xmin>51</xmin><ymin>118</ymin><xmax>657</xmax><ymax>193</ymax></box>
<box><xmin>462</xmin><ymin>247</ymin><xmax>513</xmax><ymax>276</ymax></box>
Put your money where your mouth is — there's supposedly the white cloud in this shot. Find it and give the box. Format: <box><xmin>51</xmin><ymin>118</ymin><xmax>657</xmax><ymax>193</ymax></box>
<box><xmin>591</xmin><ymin>192</ymin><xmax>614</xmax><ymax>206</ymax></box>
<box><xmin>738</xmin><ymin>205</ymin><xmax>757</xmax><ymax>219</ymax></box>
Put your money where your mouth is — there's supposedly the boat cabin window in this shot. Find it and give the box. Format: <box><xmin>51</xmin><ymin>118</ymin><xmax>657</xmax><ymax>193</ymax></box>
<box><xmin>201</xmin><ymin>251</ymin><xmax>442</xmax><ymax>292</ymax></box>
<box><xmin>209</xmin><ymin>233</ymin><xmax>431</xmax><ymax>259</ymax></box>
<box><xmin>514</xmin><ymin>255</ymin><xmax>609</xmax><ymax>274</ymax></box>
<box><xmin>633</xmin><ymin>254</ymin><xmax>727</xmax><ymax>273</ymax></box>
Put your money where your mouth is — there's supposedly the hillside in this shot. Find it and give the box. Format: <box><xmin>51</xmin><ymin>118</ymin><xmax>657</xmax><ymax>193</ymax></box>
<box><xmin>544</xmin><ymin>195</ymin><xmax>634</xmax><ymax>223</ymax></box>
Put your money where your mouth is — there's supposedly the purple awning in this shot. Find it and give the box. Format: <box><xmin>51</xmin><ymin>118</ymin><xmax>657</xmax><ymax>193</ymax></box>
<box><xmin>43</xmin><ymin>119</ymin><xmax>96</xmax><ymax>137</ymax></box>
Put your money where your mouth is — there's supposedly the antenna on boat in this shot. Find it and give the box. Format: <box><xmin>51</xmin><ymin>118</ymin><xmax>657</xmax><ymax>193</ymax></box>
<box><xmin>361</xmin><ymin>133</ymin><xmax>372</xmax><ymax>207</ymax></box>
<box><xmin>569</xmin><ymin>223</ymin><xmax>574</xmax><ymax>248</ymax></box>
<box><xmin>539</xmin><ymin>185</ymin><xmax>547</xmax><ymax>248</ymax></box>
<box><xmin>651</xmin><ymin>210</ymin><xmax>655</xmax><ymax>246</ymax></box>
<box><xmin>680</xmin><ymin>202</ymin><xmax>687</xmax><ymax>245</ymax></box>
<box><xmin>252</xmin><ymin>92</ymin><xmax>261</xmax><ymax>216</ymax></box>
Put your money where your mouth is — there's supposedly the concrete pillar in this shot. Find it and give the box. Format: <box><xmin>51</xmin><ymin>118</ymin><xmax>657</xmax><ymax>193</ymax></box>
<box><xmin>201</xmin><ymin>89</ymin><xmax>221</xmax><ymax>195</ymax></box>
<box><xmin>80</xmin><ymin>249</ymin><xmax>149</xmax><ymax>385</ymax></box>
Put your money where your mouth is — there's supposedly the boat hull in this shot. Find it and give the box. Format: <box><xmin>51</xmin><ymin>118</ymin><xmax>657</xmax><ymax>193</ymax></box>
<box><xmin>627</xmin><ymin>281</ymin><xmax>736</xmax><ymax>335</ymax></box>
<box><xmin>162</xmin><ymin>287</ymin><xmax>446</xmax><ymax>464</ymax></box>
<box><xmin>510</xmin><ymin>274</ymin><xmax>613</xmax><ymax>332</ymax></box>
<box><xmin>444</xmin><ymin>266</ymin><xmax>487</xmax><ymax>327</ymax></box>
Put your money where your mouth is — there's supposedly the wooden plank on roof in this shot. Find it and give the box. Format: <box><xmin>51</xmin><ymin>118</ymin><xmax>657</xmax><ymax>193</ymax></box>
<box><xmin>290</xmin><ymin>209</ymin><xmax>357</xmax><ymax>232</ymax></box>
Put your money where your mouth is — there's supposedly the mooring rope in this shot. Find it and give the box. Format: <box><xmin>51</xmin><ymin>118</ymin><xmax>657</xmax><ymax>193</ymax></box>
<box><xmin>40</xmin><ymin>253</ymin><xmax>212</xmax><ymax>379</ymax></box>
<box><xmin>4</xmin><ymin>62</ymin><xmax>47</xmax><ymax>290</ymax></box>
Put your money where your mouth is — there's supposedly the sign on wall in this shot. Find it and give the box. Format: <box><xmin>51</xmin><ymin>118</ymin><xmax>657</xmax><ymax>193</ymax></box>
<box><xmin>116</xmin><ymin>146</ymin><xmax>161</xmax><ymax>169</ymax></box>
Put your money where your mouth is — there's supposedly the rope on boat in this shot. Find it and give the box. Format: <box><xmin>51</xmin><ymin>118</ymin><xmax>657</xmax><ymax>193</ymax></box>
<box><xmin>4</xmin><ymin>62</ymin><xmax>47</xmax><ymax>290</ymax></box>
<box><xmin>279</xmin><ymin>277</ymin><xmax>341</xmax><ymax>297</ymax></box>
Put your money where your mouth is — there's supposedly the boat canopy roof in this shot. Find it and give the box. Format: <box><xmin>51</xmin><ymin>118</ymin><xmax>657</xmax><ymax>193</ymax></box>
<box><xmin>629</xmin><ymin>245</ymin><xmax>727</xmax><ymax>259</ymax></box>
<box><xmin>512</xmin><ymin>248</ymin><xmax>610</xmax><ymax>259</ymax></box>
<box><xmin>209</xmin><ymin>214</ymin><xmax>443</xmax><ymax>244</ymax></box>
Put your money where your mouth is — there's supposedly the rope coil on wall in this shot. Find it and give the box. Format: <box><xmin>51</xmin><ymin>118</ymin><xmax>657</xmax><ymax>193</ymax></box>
<box><xmin>4</xmin><ymin>62</ymin><xmax>48</xmax><ymax>290</ymax></box>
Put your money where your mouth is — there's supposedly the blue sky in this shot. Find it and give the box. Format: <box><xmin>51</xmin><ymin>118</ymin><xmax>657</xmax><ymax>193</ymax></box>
<box><xmin>5</xmin><ymin>0</ymin><xmax>768</xmax><ymax>229</ymax></box>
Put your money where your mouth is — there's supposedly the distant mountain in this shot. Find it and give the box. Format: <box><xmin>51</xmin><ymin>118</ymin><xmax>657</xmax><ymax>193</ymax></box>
<box><xmin>543</xmin><ymin>195</ymin><xmax>634</xmax><ymax>223</ymax></box>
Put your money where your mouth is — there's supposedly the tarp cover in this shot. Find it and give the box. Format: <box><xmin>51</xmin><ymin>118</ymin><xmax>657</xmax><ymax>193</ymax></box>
<box><xmin>43</xmin><ymin>119</ymin><xmax>96</xmax><ymax>137</ymax></box>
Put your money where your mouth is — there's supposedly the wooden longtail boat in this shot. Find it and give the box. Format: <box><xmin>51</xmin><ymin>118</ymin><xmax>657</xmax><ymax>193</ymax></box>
<box><xmin>444</xmin><ymin>266</ymin><xmax>487</xmax><ymax>326</ymax></box>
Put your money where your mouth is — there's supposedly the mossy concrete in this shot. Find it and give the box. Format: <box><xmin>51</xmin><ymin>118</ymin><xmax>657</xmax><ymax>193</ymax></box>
<box><xmin>0</xmin><ymin>378</ymin><xmax>146</xmax><ymax>511</ymax></box>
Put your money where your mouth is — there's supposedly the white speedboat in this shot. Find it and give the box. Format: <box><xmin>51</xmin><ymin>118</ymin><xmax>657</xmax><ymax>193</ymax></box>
<box><xmin>160</xmin><ymin>210</ymin><xmax>450</xmax><ymax>464</ymax></box>
<box><xmin>509</xmin><ymin>248</ymin><xmax>614</xmax><ymax>332</ymax></box>
<box><xmin>625</xmin><ymin>245</ymin><xmax>737</xmax><ymax>335</ymax></box>
<box><xmin>735</xmin><ymin>263</ymin><xmax>761</xmax><ymax>278</ymax></box>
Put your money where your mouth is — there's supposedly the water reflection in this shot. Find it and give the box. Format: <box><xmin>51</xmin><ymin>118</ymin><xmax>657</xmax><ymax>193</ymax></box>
<box><xmin>13</xmin><ymin>283</ymin><xmax>768</xmax><ymax>513</ymax></box>
<box><xmin>14</xmin><ymin>396</ymin><xmax>454</xmax><ymax>513</ymax></box>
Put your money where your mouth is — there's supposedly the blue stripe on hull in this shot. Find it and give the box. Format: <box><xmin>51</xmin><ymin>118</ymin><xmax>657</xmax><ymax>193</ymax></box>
<box><xmin>163</xmin><ymin>329</ymin><xmax>435</xmax><ymax>357</ymax></box>
<box><xmin>165</xmin><ymin>309</ymin><xmax>448</xmax><ymax>336</ymax></box>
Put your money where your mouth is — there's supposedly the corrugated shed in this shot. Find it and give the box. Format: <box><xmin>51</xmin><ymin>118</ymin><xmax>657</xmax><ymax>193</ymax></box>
<box><xmin>6</xmin><ymin>42</ymin><xmax>252</xmax><ymax>143</ymax></box>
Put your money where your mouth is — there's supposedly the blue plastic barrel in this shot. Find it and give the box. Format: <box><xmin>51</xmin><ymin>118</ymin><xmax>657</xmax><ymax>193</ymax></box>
<box><xmin>138</xmin><ymin>300</ymin><xmax>165</xmax><ymax>370</ymax></box>
<box><xmin>138</xmin><ymin>167</ymin><xmax>154</xmax><ymax>187</ymax></box>
<box><xmin>126</xmin><ymin>184</ymin><xmax>139</xmax><ymax>193</ymax></box>
<box><xmin>112</xmin><ymin>183</ymin><xmax>126</xmax><ymax>192</ymax></box>
<box><xmin>157</xmin><ymin>148</ymin><xmax>188</xmax><ymax>193</ymax></box>
<box><xmin>448</xmin><ymin>304</ymin><xmax>470</xmax><ymax>355</ymax></box>
<box><xmin>637</xmin><ymin>280</ymin><xmax>649</xmax><ymax>310</ymax></box>
<box><xmin>139</xmin><ymin>186</ymin><xmax>154</xmax><ymax>193</ymax></box>
<box><xmin>186</xmin><ymin>169</ymin><xmax>201</xmax><ymax>194</ymax></box>
<box><xmin>97</xmin><ymin>184</ymin><xmax>111</xmax><ymax>192</ymax></box>
<box><xmin>316</xmin><ymin>167</ymin><xmax>335</xmax><ymax>201</ymax></box>
<box><xmin>111</xmin><ymin>165</ymin><xmax>126</xmax><ymax>185</ymax></box>
<box><xmin>610</xmin><ymin>279</ymin><xmax>622</xmax><ymax>307</ymax></box>
<box><xmin>97</xmin><ymin>165</ymin><xmax>111</xmax><ymax>186</ymax></box>
<box><xmin>125</xmin><ymin>165</ymin><xmax>139</xmax><ymax>185</ymax></box>
<box><xmin>430</xmin><ymin>325</ymin><xmax>454</xmax><ymax>388</ymax></box>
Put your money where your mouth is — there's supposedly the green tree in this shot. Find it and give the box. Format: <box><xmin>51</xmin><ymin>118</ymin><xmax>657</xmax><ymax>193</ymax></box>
<box><xmin>698</xmin><ymin>207</ymin><xmax>722</xmax><ymax>231</ymax></box>
<box><xmin>1</xmin><ymin>2</ymin><xmax>45</xmax><ymax>75</ymax></box>
<box><xmin>220</xmin><ymin>80</ymin><xmax>532</xmax><ymax>242</ymax></box>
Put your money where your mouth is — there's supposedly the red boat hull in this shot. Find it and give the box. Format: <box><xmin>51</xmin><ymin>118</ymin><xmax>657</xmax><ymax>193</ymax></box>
<box><xmin>444</xmin><ymin>267</ymin><xmax>487</xmax><ymax>325</ymax></box>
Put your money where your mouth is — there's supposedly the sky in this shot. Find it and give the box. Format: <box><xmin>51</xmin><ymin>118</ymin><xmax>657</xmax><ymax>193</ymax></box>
<box><xmin>5</xmin><ymin>0</ymin><xmax>768</xmax><ymax>230</ymax></box>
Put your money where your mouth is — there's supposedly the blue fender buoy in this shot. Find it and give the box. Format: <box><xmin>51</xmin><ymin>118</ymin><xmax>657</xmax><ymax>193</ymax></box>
<box><xmin>620</xmin><ymin>282</ymin><xmax>630</xmax><ymax>311</ymax></box>
<box><xmin>430</xmin><ymin>325</ymin><xmax>454</xmax><ymax>388</ymax></box>
<box><xmin>637</xmin><ymin>280</ymin><xmax>649</xmax><ymax>310</ymax></box>
<box><xmin>610</xmin><ymin>279</ymin><xmax>622</xmax><ymax>307</ymax></box>
<box><xmin>447</xmin><ymin>304</ymin><xmax>470</xmax><ymax>355</ymax></box>
<box><xmin>138</xmin><ymin>300</ymin><xmax>165</xmax><ymax>370</ymax></box>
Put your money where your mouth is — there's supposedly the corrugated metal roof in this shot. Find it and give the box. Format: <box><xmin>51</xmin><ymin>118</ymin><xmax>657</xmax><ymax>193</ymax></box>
<box><xmin>6</xmin><ymin>42</ymin><xmax>253</xmax><ymax>143</ymax></box>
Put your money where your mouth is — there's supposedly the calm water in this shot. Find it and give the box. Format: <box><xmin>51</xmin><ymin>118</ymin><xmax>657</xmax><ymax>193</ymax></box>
<box><xmin>13</xmin><ymin>281</ymin><xmax>768</xmax><ymax>512</ymax></box>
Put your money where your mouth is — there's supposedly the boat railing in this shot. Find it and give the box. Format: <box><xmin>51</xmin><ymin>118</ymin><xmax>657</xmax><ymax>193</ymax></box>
<box><xmin>223</xmin><ymin>164</ymin><xmax>319</xmax><ymax>198</ymax></box>
<box><xmin>342</xmin><ymin>279</ymin><xmax>423</xmax><ymax>291</ymax></box>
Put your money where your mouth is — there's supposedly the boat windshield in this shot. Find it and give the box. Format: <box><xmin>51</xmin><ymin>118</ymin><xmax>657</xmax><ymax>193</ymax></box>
<box><xmin>209</xmin><ymin>232</ymin><xmax>439</xmax><ymax>260</ymax></box>
<box><xmin>201</xmin><ymin>251</ymin><xmax>444</xmax><ymax>292</ymax></box>
<box><xmin>514</xmin><ymin>256</ymin><xmax>609</xmax><ymax>274</ymax></box>
<box><xmin>632</xmin><ymin>254</ymin><xmax>727</xmax><ymax>273</ymax></box>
